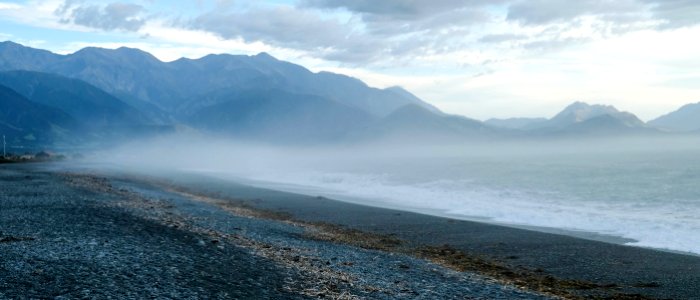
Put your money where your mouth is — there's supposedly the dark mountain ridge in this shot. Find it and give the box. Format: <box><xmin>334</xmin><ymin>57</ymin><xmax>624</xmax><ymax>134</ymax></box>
<box><xmin>0</xmin><ymin>84</ymin><xmax>79</xmax><ymax>146</ymax></box>
<box><xmin>0</xmin><ymin>70</ymin><xmax>150</xmax><ymax>128</ymax></box>
<box><xmin>0</xmin><ymin>41</ymin><xmax>438</xmax><ymax>118</ymax></box>
<box><xmin>0</xmin><ymin>41</ymin><xmax>680</xmax><ymax>148</ymax></box>
<box><xmin>347</xmin><ymin>104</ymin><xmax>497</xmax><ymax>142</ymax></box>
<box><xmin>189</xmin><ymin>88</ymin><xmax>375</xmax><ymax>142</ymax></box>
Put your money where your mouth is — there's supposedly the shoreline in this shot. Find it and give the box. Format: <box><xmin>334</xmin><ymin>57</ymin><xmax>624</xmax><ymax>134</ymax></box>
<box><xmin>176</xmin><ymin>169</ymin><xmax>696</xmax><ymax>257</ymax></box>
<box><xmin>146</xmin><ymin>168</ymin><xmax>700</xmax><ymax>299</ymax></box>
<box><xmin>1</xmin><ymin>163</ymin><xmax>551</xmax><ymax>299</ymax></box>
<box><xmin>3</xmin><ymin>163</ymin><xmax>700</xmax><ymax>299</ymax></box>
<box><xmin>84</xmin><ymin>164</ymin><xmax>700</xmax><ymax>299</ymax></box>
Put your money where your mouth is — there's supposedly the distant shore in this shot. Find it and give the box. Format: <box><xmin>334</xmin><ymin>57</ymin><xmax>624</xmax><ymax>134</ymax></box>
<box><xmin>0</xmin><ymin>151</ymin><xmax>68</xmax><ymax>164</ymax></box>
<box><xmin>2</xmin><ymin>163</ymin><xmax>699</xmax><ymax>299</ymax></box>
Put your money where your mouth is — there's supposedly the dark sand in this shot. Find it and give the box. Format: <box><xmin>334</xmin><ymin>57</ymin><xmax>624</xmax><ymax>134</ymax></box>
<box><xmin>2</xmin><ymin>163</ymin><xmax>699</xmax><ymax>299</ymax></box>
<box><xmin>152</xmin><ymin>170</ymin><xmax>700</xmax><ymax>299</ymax></box>
<box><xmin>1</xmin><ymin>164</ymin><xmax>547</xmax><ymax>299</ymax></box>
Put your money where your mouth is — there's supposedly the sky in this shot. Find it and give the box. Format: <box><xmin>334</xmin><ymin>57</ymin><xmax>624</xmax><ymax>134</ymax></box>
<box><xmin>1</xmin><ymin>0</ymin><xmax>700</xmax><ymax>121</ymax></box>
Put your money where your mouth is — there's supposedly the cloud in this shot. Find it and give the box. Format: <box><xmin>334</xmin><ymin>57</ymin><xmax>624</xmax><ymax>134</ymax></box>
<box><xmin>0</xmin><ymin>2</ymin><xmax>22</xmax><ymax>10</ymax></box>
<box><xmin>172</xmin><ymin>0</ymin><xmax>700</xmax><ymax>66</ymax></box>
<box><xmin>186</xmin><ymin>2</ymin><xmax>501</xmax><ymax>64</ymax></box>
<box><xmin>642</xmin><ymin>0</ymin><xmax>700</xmax><ymax>29</ymax></box>
<box><xmin>57</xmin><ymin>1</ymin><xmax>147</xmax><ymax>32</ymax></box>
<box><xmin>189</xmin><ymin>6</ymin><xmax>386</xmax><ymax>63</ymax></box>
<box><xmin>301</xmin><ymin>0</ymin><xmax>503</xmax><ymax>19</ymax></box>
<box><xmin>478</xmin><ymin>33</ymin><xmax>529</xmax><ymax>43</ymax></box>
<box><xmin>191</xmin><ymin>7</ymin><xmax>348</xmax><ymax>50</ymax></box>
<box><xmin>506</xmin><ymin>0</ymin><xmax>644</xmax><ymax>25</ymax></box>
<box><xmin>506</xmin><ymin>0</ymin><xmax>700</xmax><ymax>30</ymax></box>
<box><xmin>523</xmin><ymin>36</ymin><xmax>592</xmax><ymax>51</ymax></box>
<box><xmin>301</xmin><ymin>0</ymin><xmax>496</xmax><ymax>36</ymax></box>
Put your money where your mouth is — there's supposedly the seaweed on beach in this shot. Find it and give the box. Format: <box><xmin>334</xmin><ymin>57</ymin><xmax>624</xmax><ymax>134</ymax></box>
<box><xmin>0</xmin><ymin>234</ymin><xmax>35</xmax><ymax>243</ymax></box>
<box><xmin>57</xmin><ymin>172</ymin><xmax>664</xmax><ymax>300</ymax></box>
<box><xmin>58</xmin><ymin>172</ymin><xmax>386</xmax><ymax>299</ymax></box>
<box><xmin>414</xmin><ymin>244</ymin><xmax>654</xmax><ymax>300</ymax></box>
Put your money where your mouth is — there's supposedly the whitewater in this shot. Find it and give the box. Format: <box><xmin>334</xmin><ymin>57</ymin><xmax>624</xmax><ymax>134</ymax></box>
<box><xmin>186</xmin><ymin>145</ymin><xmax>700</xmax><ymax>256</ymax></box>
<box><xmin>98</xmin><ymin>135</ymin><xmax>700</xmax><ymax>256</ymax></box>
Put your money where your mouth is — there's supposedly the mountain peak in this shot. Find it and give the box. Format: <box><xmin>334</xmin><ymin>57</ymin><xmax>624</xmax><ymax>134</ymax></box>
<box><xmin>0</xmin><ymin>41</ymin><xmax>59</xmax><ymax>71</ymax></box>
<box><xmin>0</xmin><ymin>40</ymin><xmax>22</xmax><ymax>48</ymax></box>
<box><xmin>115</xmin><ymin>46</ymin><xmax>149</xmax><ymax>54</ymax></box>
<box><xmin>254</xmin><ymin>52</ymin><xmax>277</xmax><ymax>60</ymax></box>
<box><xmin>562</xmin><ymin>101</ymin><xmax>616</xmax><ymax>112</ymax></box>
<box><xmin>73</xmin><ymin>46</ymin><xmax>160</xmax><ymax>62</ymax></box>
<box><xmin>556</xmin><ymin>101</ymin><xmax>619</xmax><ymax>122</ymax></box>
<box><xmin>522</xmin><ymin>101</ymin><xmax>646</xmax><ymax>132</ymax></box>
<box><xmin>564</xmin><ymin>101</ymin><xmax>591</xmax><ymax>109</ymax></box>
<box><xmin>384</xmin><ymin>86</ymin><xmax>417</xmax><ymax>99</ymax></box>
<box><xmin>0</xmin><ymin>41</ymin><xmax>49</xmax><ymax>54</ymax></box>
<box><xmin>385</xmin><ymin>86</ymin><xmax>408</xmax><ymax>93</ymax></box>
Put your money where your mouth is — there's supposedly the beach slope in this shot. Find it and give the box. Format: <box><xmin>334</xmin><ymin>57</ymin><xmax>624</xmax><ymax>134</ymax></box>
<box><xmin>2</xmin><ymin>164</ymin><xmax>698</xmax><ymax>299</ymax></box>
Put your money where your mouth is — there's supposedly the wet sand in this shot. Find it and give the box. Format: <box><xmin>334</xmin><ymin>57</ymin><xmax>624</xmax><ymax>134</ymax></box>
<box><xmin>2</xmin><ymin>163</ymin><xmax>699</xmax><ymax>299</ymax></box>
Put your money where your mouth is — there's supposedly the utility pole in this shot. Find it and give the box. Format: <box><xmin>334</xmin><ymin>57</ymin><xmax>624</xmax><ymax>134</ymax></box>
<box><xmin>2</xmin><ymin>135</ymin><xmax>5</xmax><ymax>158</ymax></box>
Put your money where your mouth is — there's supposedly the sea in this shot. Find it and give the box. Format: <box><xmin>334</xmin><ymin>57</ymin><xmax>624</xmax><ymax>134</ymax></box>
<box><xmin>190</xmin><ymin>141</ymin><xmax>700</xmax><ymax>256</ymax></box>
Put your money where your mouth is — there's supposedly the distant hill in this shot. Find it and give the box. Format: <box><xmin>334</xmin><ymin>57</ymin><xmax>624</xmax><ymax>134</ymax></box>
<box><xmin>561</xmin><ymin>114</ymin><xmax>652</xmax><ymax>135</ymax></box>
<box><xmin>189</xmin><ymin>89</ymin><xmax>375</xmax><ymax>142</ymax></box>
<box><xmin>0</xmin><ymin>70</ymin><xmax>174</xmax><ymax>147</ymax></box>
<box><xmin>0</xmin><ymin>41</ymin><xmax>438</xmax><ymax>119</ymax></box>
<box><xmin>0</xmin><ymin>71</ymin><xmax>151</xmax><ymax>128</ymax></box>
<box><xmin>351</xmin><ymin>104</ymin><xmax>495</xmax><ymax>142</ymax></box>
<box><xmin>648</xmin><ymin>102</ymin><xmax>700</xmax><ymax>132</ymax></box>
<box><xmin>485</xmin><ymin>117</ymin><xmax>547</xmax><ymax>129</ymax></box>
<box><xmin>525</xmin><ymin>102</ymin><xmax>650</xmax><ymax>134</ymax></box>
<box><xmin>0</xmin><ymin>41</ymin><xmax>678</xmax><ymax>146</ymax></box>
<box><xmin>528</xmin><ymin>102</ymin><xmax>643</xmax><ymax>129</ymax></box>
<box><xmin>0</xmin><ymin>84</ymin><xmax>79</xmax><ymax>147</ymax></box>
<box><xmin>0</xmin><ymin>41</ymin><xmax>56</xmax><ymax>71</ymax></box>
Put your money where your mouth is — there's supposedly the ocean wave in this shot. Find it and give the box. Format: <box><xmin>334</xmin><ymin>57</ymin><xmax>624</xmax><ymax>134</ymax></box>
<box><xmin>234</xmin><ymin>170</ymin><xmax>700</xmax><ymax>255</ymax></box>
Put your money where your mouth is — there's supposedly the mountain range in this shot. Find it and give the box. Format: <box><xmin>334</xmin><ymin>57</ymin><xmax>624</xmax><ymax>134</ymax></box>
<box><xmin>0</xmin><ymin>41</ymin><xmax>437</xmax><ymax>117</ymax></box>
<box><xmin>0</xmin><ymin>41</ymin><xmax>698</xmax><ymax>149</ymax></box>
<box><xmin>0</xmin><ymin>84</ymin><xmax>77</xmax><ymax>146</ymax></box>
<box><xmin>648</xmin><ymin>102</ymin><xmax>700</xmax><ymax>132</ymax></box>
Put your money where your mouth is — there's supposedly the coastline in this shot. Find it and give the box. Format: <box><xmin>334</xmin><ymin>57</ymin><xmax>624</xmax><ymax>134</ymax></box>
<box><xmin>152</xmin><ymin>169</ymin><xmax>700</xmax><ymax>299</ymax></box>
<box><xmin>216</xmin><ymin>175</ymin><xmax>641</xmax><ymax>245</ymax></box>
<box><xmin>3</xmin><ymin>163</ymin><xmax>699</xmax><ymax>299</ymax></box>
<box><xmin>172</xmin><ymin>169</ymin><xmax>694</xmax><ymax>256</ymax></box>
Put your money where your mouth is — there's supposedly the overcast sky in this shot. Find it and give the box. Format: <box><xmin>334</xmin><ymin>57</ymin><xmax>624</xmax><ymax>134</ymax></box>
<box><xmin>1</xmin><ymin>0</ymin><xmax>699</xmax><ymax>121</ymax></box>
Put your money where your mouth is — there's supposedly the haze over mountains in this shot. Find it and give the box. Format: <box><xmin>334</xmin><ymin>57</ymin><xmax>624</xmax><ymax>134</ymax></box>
<box><xmin>648</xmin><ymin>103</ymin><xmax>700</xmax><ymax>132</ymax></box>
<box><xmin>0</xmin><ymin>84</ymin><xmax>78</xmax><ymax>146</ymax></box>
<box><xmin>0</xmin><ymin>71</ymin><xmax>149</xmax><ymax>127</ymax></box>
<box><xmin>0</xmin><ymin>41</ymin><xmax>698</xmax><ymax>149</ymax></box>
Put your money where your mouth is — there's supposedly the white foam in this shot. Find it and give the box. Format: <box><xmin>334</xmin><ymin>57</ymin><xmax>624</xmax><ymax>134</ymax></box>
<box><xmin>215</xmin><ymin>170</ymin><xmax>700</xmax><ymax>255</ymax></box>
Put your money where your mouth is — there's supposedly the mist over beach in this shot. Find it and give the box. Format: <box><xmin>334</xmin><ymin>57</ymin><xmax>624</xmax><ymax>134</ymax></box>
<box><xmin>87</xmin><ymin>134</ymin><xmax>700</xmax><ymax>255</ymax></box>
<box><xmin>3</xmin><ymin>1</ymin><xmax>700</xmax><ymax>298</ymax></box>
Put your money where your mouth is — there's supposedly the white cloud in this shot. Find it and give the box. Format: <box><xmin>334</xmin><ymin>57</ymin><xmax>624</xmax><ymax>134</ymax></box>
<box><xmin>0</xmin><ymin>2</ymin><xmax>22</xmax><ymax>10</ymax></box>
<box><xmin>0</xmin><ymin>0</ymin><xmax>90</xmax><ymax>32</ymax></box>
<box><xmin>415</xmin><ymin>25</ymin><xmax>700</xmax><ymax>121</ymax></box>
<box><xmin>58</xmin><ymin>2</ymin><xmax>147</xmax><ymax>32</ymax></box>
